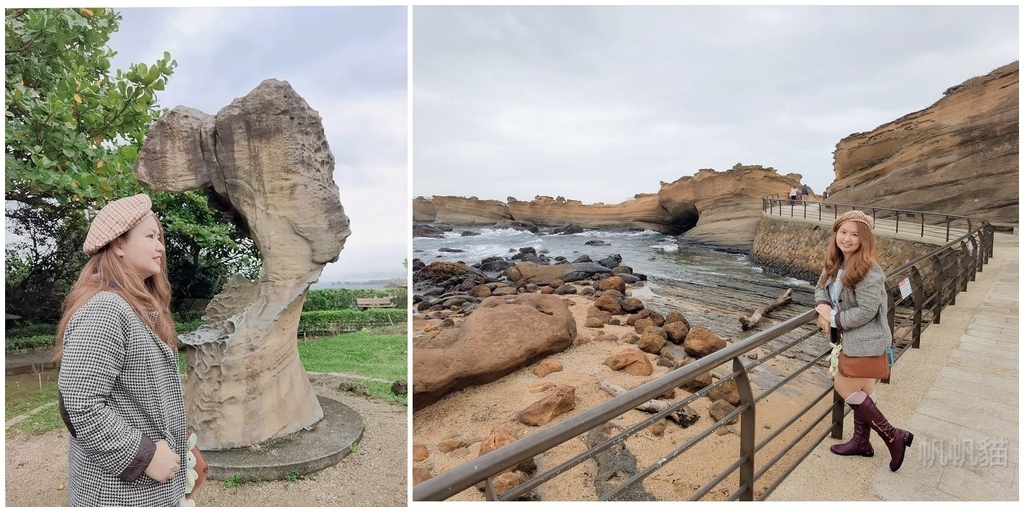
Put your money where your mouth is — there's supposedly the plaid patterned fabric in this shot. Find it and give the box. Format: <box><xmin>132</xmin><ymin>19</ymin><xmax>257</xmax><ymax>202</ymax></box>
<box><xmin>58</xmin><ymin>291</ymin><xmax>187</xmax><ymax>506</ymax></box>
<box><xmin>813</xmin><ymin>264</ymin><xmax>892</xmax><ymax>357</ymax></box>
<box><xmin>83</xmin><ymin>194</ymin><xmax>154</xmax><ymax>255</ymax></box>
<box><xmin>831</xmin><ymin>209</ymin><xmax>874</xmax><ymax>232</ymax></box>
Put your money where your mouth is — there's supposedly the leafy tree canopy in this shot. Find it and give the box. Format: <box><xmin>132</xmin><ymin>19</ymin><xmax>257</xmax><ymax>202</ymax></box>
<box><xmin>5</xmin><ymin>7</ymin><xmax>175</xmax><ymax>207</ymax></box>
<box><xmin>5</xmin><ymin>8</ymin><xmax>259</xmax><ymax>323</ymax></box>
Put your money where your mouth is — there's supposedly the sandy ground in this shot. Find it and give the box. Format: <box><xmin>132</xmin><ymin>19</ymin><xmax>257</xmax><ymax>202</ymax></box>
<box><xmin>412</xmin><ymin>286</ymin><xmax>834</xmax><ymax>501</ymax></box>
<box><xmin>4</xmin><ymin>373</ymin><xmax>408</xmax><ymax>507</ymax></box>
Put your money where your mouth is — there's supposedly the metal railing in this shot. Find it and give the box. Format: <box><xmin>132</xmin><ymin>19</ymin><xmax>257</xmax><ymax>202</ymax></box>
<box><xmin>763</xmin><ymin>198</ymin><xmax>975</xmax><ymax>243</ymax></box>
<box><xmin>413</xmin><ymin>203</ymin><xmax>994</xmax><ymax>502</ymax></box>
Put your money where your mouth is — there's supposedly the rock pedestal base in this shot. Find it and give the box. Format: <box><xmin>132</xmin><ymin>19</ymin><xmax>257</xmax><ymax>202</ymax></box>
<box><xmin>201</xmin><ymin>396</ymin><xmax>364</xmax><ymax>481</ymax></box>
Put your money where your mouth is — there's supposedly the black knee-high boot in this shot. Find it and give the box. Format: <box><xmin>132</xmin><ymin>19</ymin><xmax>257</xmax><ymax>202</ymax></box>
<box><xmin>853</xmin><ymin>396</ymin><xmax>914</xmax><ymax>471</ymax></box>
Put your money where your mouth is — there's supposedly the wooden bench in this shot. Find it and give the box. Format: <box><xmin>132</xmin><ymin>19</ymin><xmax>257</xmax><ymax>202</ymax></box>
<box><xmin>356</xmin><ymin>297</ymin><xmax>394</xmax><ymax>309</ymax></box>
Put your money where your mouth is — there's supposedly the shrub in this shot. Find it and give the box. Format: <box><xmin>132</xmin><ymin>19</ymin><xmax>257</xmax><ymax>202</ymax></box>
<box><xmin>303</xmin><ymin>288</ymin><xmax>405</xmax><ymax>311</ymax></box>
<box><xmin>175</xmin><ymin>319</ymin><xmax>204</xmax><ymax>334</ymax></box>
<box><xmin>6</xmin><ymin>334</ymin><xmax>56</xmax><ymax>352</ymax></box>
<box><xmin>5</xmin><ymin>322</ymin><xmax>57</xmax><ymax>338</ymax></box>
<box><xmin>298</xmin><ymin>309</ymin><xmax>407</xmax><ymax>335</ymax></box>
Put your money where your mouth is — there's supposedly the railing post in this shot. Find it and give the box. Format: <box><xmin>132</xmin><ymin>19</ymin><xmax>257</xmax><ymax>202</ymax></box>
<box><xmin>895</xmin><ymin>211</ymin><xmax>900</xmax><ymax>234</ymax></box>
<box><xmin>883</xmin><ymin>290</ymin><xmax>895</xmax><ymax>384</ymax></box>
<box><xmin>734</xmin><ymin>358</ymin><xmax>755</xmax><ymax>501</ymax></box>
<box><xmin>830</xmin><ymin>390</ymin><xmax>845</xmax><ymax>440</ymax></box>
<box><xmin>968</xmin><ymin>233</ymin><xmax>980</xmax><ymax>281</ymax></box>
<box><xmin>931</xmin><ymin>253</ymin><xmax>944</xmax><ymax>325</ymax></box>
<box><xmin>958</xmin><ymin>241</ymin><xmax>970</xmax><ymax>293</ymax></box>
<box><xmin>920</xmin><ymin>213</ymin><xmax>925</xmax><ymax>238</ymax></box>
<box><xmin>910</xmin><ymin>266</ymin><xmax>924</xmax><ymax>349</ymax></box>
<box><xmin>945</xmin><ymin>216</ymin><xmax>952</xmax><ymax>242</ymax></box>
<box><xmin>484</xmin><ymin>478</ymin><xmax>498</xmax><ymax>501</ymax></box>
<box><xmin>941</xmin><ymin>249</ymin><xmax>955</xmax><ymax>308</ymax></box>
<box><xmin>985</xmin><ymin>224</ymin><xmax>995</xmax><ymax>261</ymax></box>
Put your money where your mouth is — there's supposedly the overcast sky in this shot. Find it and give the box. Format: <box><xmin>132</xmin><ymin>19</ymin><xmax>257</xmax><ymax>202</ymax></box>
<box><xmin>107</xmin><ymin>6</ymin><xmax>408</xmax><ymax>284</ymax></box>
<box><xmin>413</xmin><ymin>5</ymin><xmax>1019</xmax><ymax>205</ymax></box>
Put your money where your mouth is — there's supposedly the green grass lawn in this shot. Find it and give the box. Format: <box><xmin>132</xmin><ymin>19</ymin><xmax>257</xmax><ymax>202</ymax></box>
<box><xmin>297</xmin><ymin>331</ymin><xmax>406</xmax><ymax>381</ymax></box>
<box><xmin>5</xmin><ymin>371</ymin><xmax>62</xmax><ymax>435</ymax></box>
<box><xmin>297</xmin><ymin>331</ymin><xmax>407</xmax><ymax>406</ymax></box>
<box><xmin>7</xmin><ymin>330</ymin><xmax>407</xmax><ymax>435</ymax></box>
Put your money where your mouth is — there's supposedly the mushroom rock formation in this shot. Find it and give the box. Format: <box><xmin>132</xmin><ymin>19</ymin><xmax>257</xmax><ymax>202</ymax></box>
<box><xmin>133</xmin><ymin>79</ymin><xmax>351</xmax><ymax>449</ymax></box>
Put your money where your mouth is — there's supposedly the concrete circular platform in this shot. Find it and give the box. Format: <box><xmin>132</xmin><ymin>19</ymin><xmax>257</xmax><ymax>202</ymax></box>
<box><xmin>202</xmin><ymin>395</ymin><xmax>364</xmax><ymax>481</ymax></box>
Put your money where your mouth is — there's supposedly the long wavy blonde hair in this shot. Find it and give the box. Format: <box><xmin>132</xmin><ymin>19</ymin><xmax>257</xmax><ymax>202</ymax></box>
<box><xmin>55</xmin><ymin>214</ymin><xmax>177</xmax><ymax>358</ymax></box>
<box><xmin>817</xmin><ymin>220</ymin><xmax>878</xmax><ymax>290</ymax></box>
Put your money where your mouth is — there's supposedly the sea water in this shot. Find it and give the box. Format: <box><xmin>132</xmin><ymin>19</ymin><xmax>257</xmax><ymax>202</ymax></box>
<box><xmin>413</xmin><ymin>226</ymin><xmax>817</xmax><ymax>339</ymax></box>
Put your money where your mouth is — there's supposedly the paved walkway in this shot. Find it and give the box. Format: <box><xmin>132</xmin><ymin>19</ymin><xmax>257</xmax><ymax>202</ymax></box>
<box><xmin>770</xmin><ymin>232</ymin><xmax>1019</xmax><ymax>501</ymax></box>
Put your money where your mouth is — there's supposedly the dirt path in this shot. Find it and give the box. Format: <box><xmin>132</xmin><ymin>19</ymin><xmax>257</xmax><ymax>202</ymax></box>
<box><xmin>4</xmin><ymin>373</ymin><xmax>408</xmax><ymax>507</ymax></box>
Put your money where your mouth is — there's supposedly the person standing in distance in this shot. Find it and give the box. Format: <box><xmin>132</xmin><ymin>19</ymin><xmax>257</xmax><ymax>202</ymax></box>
<box><xmin>814</xmin><ymin>210</ymin><xmax>913</xmax><ymax>472</ymax></box>
<box><xmin>56</xmin><ymin>194</ymin><xmax>195</xmax><ymax>506</ymax></box>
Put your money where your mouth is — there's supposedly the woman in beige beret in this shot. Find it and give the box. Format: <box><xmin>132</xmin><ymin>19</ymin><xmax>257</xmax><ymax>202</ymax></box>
<box><xmin>56</xmin><ymin>194</ymin><xmax>205</xmax><ymax>506</ymax></box>
<box><xmin>813</xmin><ymin>210</ymin><xmax>914</xmax><ymax>472</ymax></box>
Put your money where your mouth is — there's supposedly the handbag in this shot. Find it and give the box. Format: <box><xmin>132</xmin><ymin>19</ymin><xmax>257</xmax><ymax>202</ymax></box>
<box><xmin>838</xmin><ymin>351</ymin><xmax>890</xmax><ymax>379</ymax></box>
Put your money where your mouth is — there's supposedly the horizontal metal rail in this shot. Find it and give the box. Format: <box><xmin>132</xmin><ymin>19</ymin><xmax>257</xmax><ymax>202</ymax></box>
<box><xmin>414</xmin><ymin>202</ymin><xmax>993</xmax><ymax>502</ymax></box>
<box><xmin>763</xmin><ymin>198</ymin><xmax>975</xmax><ymax>243</ymax></box>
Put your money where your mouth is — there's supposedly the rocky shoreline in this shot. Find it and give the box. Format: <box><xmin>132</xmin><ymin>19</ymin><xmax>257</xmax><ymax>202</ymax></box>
<box><xmin>411</xmin><ymin>245</ymin><xmax>833</xmax><ymax>498</ymax></box>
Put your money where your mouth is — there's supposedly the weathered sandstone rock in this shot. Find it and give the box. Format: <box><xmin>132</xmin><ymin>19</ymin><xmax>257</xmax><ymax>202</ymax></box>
<box><xmin>709</xmin><ymin>399</ymin><xmax>739</xmax><ymax>425</ymax></box>
<box><xmin>506</xmin><ymin>261</ymin><xmax>613</xmax><ymax>284</ymax></box>
<box><xmin>438</xmin><ymin>435</ymin><xmax>464</xmax><ymax>453</ymax></box>
<box><xmin>708</xmin><ymin>378</ymin><xmax>741</xmax><ymax>406</ymax></box>
<box><xmin>412</xmin><ymin>164</ymin><xmax>802</xmax><ymax>247</ymax></box>
<box><xmin>684</xmin><ymin>326</ymin><xmax>727</xmax><ymax>358</ymax></box>
<box><xmin>621</xmin><ymin>297</ymin><xmax>644</xmax><ymax>314</ymax></box>
<box><xmin>413</xmin><ymin>467</ymin><xmax>433</xmax><ymax>485</ymax></box>
<box><xmin>596</xmin><ymin>276</ymin><xmax>626</xmax><ymax>294</ymax></box>
<box><xmin>663</xmin><ymin>321</ymin><xmax>690</xmax><ymax>344</ymax></box>
<box><xmin>134</xmin><ymin>79</ymin><xmax>349</xmax><ymax>449</ymax></box>
<box><xmin>516</xmin><ymin>385</ymin><xmax>576</xmax><ymax>426</ymax></box>
<box><xmin>412</xmin><ymin>294</ymin><xmax>577</xmax><ymax>409</ymax></box>
<box><xmin>533</xmin><ymin>358</ymin><xmax>564</xmax><ymax>378</ymax></box>
<box><xmin>680</xmin><ymin>370</ymin><xmax>713</xmax><ymax>393</ymax></box>
<box><xmin>604</xmin><ymin>347</ymin><xmax>654</xmax><ymax>376</ymax></box>
<box><xmin>638</xmin><ymin>332</ymin><xmax>668</xmax><ymax>354</ymax></box>
<box><xmin>479</xmin><ymin>425</ymin><xmax>517</xmax><ymax>456</ymax></box>
<box><xmin>829</xmin><ymin>62</ymin><xmax>1018</xmax><ymax>226</ymax></box>
<box><xmin>414</xmin><ymin>195</ymin><xmax>510</xmax><ymax>224</ymax></box>
<box><xmin>594</xmin><ymin>292</ymin><xmax>625</xmax><ymax>315</ymax></box>
<box><xmin>413</xmin><ymin>444</ymin><xmax>429</xmax><ymax>462</ymax></box>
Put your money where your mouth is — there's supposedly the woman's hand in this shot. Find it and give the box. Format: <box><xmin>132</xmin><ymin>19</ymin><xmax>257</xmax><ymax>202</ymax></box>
<box><xmin>814</xmin><ymin>304</ymin><xmax>832</xmax><ymax>333</ymax></box>
<box><xmin>817</xmin><ymin>314</ymin><xmax>831</xmax><ymax>333</ymax></box>
<box><xmin>144</xmin><ymin>440</ymin><xmax>179</xmax><ymax>483</ymax></box>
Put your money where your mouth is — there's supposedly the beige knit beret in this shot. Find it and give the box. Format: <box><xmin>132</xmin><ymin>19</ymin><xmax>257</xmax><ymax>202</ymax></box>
<box><xmin>83</xmin><ymin>194</ymin><xmax>154</xmax><ymax>255</ymax></box>
<box><xmin>832</xmin><ymin>210</ymin><xmax>874</xmax><ymax>232</ymax></box>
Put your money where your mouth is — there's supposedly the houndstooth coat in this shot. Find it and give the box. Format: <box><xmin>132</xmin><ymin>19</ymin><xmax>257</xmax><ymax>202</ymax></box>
<box><xmin>58</xmin><ymin>291</ymin><xmax>187</xmax><ymax>506</ymax></box>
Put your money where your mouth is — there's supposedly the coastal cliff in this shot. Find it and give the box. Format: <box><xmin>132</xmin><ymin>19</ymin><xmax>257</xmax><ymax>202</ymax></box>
<box><xmin>829</xmin><ymin>62</ymin><xmax>1019</xmax><ymax>226</ymax></box>
<box><xmin>414</xmin><ymin>61</ymin><xmax>1019</xmax><ymax>247</ymax></box>
<box><xmin>414</xmin><ymin>164</ymin><xmax>802</xmax><ymax>249</ymax></box>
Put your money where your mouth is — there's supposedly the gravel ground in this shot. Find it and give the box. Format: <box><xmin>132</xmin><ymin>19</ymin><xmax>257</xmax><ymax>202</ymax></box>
<box><xmin>4</xmin><ymin>373</ymin><xmax>408</xmax><ymax>507</ymax></box>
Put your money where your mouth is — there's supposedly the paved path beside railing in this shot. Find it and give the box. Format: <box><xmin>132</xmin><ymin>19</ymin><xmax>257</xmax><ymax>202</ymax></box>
<box><xmin>769</xmin><ymin>232</ymin><xmax>1018</xmax><ymax>501</ymax></box>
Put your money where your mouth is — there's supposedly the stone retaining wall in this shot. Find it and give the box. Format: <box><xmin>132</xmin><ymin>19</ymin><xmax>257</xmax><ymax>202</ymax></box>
<box><xmin>751</xmin><ymin>216</ymin><xmax>940</xmax><ymax>283</ymax></box>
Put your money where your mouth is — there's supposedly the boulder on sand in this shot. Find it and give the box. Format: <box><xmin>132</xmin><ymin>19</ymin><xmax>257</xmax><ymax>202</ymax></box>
<box><xmin>506</xmin><ymin>261</ymin><xmax>613</xmax><ymax>284</ymax></box>
<box><xmin>413</xmin><ymin>294</ymin><xmax>577</xmax><ymax>409</ymax></box>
